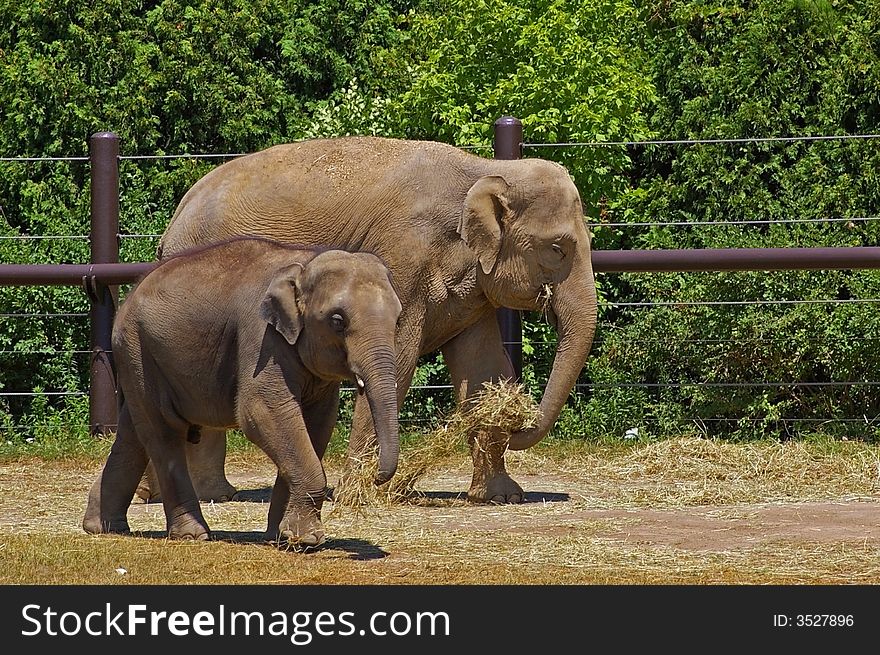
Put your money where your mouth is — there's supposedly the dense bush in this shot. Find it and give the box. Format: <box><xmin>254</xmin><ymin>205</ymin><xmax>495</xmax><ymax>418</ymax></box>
<box><xmin>0</xmin><ymin>0</ymin><xmax>412</xmax><ymax>439</ymax></box>
<box><xmin>577</xmin><ymin>0</ymin><xmax>880</xmax><ymax>441</ymax></box>
<box><xmin>345</xmin><ymin>0</ymin><xmax>658</xmax><ymax>427</ymax></box>
<box><xmin>4</xmin><ymin>0</ymin><xmax>880</xmax><ymax>445</ymax></box>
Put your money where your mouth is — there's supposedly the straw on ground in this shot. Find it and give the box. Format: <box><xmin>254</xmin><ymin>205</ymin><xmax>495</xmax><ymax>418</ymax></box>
<box><xmin>331</xmin><ymin>380</ymin><xmax>540</xmax><ymax>509</ymax></box>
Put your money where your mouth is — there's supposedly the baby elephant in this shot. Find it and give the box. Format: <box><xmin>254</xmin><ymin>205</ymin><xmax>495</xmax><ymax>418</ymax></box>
<box><xmin>83</xmin><ymin>237</ymin><xmax>402</xmax><ymax>548</ymax></box>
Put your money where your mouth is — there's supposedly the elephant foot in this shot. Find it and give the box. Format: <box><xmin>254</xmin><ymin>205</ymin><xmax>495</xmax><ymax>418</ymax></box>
<box><xmin>167</xmin><ymin>517</ymin><xmax>211</xmax><ymax>541</ymax></box>
<box><xmin>192</xmin><ymin>478</ymin><xmax>237</xmax><ymax>503</ymax></box>
<box><xmin>273</xmin><ymin>510</ymin><xmax>326</xmax><ymax>551</ymax></box>
<box><xmin>136</xmin><ymin>469</ymin><xmax>237</xmax><ymax>503</ymax></box>
<box><xmin>83</xmin><ymin>479</ymin><xmax>133</xmax><ymax>534</ymax></box>
<box><xmin>467</xmin><ymin>427</ymin><xmax>524</xmax><ymax>503</ymax></box>
<box><xmin>82</xmin><ymin>513</ymin><xmax>131</xmax><ymax>535</ymax></box>
<box><xmin>468</xmin><ymin>469</ymin><xmax>524</xmax><ymax>504</ymax></box>
<box><xmin>135</xmin><ymin>476</ymin><xmax>160</xmax><ymax>503</ymax></box>
<box><xmin>169</xmin><ymin>528</ymin><xmax>211</xmax><ymax>541</ymax></box>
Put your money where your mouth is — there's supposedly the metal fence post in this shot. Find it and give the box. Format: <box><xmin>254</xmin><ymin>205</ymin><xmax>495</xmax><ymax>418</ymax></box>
<box><xmin>88</xmin><ymin>132</ymin><xmax>120</xmax><ymax>436</ymax></box>
<box><xmin>493</xmin><ymin>116</ymin><xmax>523</xmax><ymax>381</ymax></box>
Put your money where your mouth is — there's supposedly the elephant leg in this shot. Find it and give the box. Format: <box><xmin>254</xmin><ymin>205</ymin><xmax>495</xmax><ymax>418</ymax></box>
<box><xmin>264</xmin><ymin>471</ymin><xmax>288</xmax><ymax>543</ymax></box>
<box><xmin>135</xmin><ymin>463</ymin><xmax>159</xmax><ymax>503</ymax></box>
<box><xmin>186</xmin><ymin>429</ymin><xmax>236</xmax><ymax>500</ymax></box>
<box><xmin>242</xmin><ymin>396</ymin><xmax>327</xmax><ymax>550</ymax></box>
<box><xmin>136</xmin><ymin>428</ymin><xmax>236</xmax><ymax>503</ymax></box>
<box><xmin>135</xmin><ymin>408</ymin><xmax>210</xmax><ymax>540</ymax></box>
<box><xmin>83</xmin><ymin>403</ymin><xmax>147</xmax><ymax>534</ymax></box>
<box><xmin>344</xmin><ymin>390</ymin><xmax>381</xmax><ymax>465</ymax></box>
<box><xmin>441</xmin><ymin>312</ymin><xmax>524</xmax><ymax>504</ymax></box>
<box><xmin>266</xmin><ymin>392</ymin><xmax>339</xmax><ymax>540</ymax></box>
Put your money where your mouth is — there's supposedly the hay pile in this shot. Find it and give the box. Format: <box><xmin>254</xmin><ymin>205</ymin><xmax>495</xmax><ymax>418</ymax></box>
<box><xmin>330</xmin><ymin>380</ymin><xmax>540</xmax><ymax>510</ymax></box>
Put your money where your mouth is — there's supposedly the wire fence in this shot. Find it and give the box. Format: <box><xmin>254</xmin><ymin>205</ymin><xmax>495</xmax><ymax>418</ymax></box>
<box><xmin>3</xmin><ymin>132</ymin><xmax>880</xmax><ymax>440</ymax></box>
<box><xmin>522</xmin><ymin>132</ymin><xmax>880</xmax><ymax>147</ymax></box>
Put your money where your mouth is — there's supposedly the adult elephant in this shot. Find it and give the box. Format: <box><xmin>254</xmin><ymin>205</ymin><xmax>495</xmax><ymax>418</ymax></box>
<box><xmin>151</xmin><ymin>136</ymin><xmax>597</xmax><ymax>504</ymax></box>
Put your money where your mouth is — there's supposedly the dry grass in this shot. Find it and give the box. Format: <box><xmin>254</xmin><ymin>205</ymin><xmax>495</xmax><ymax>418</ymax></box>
<box><xmin>331</xmin><ymin>380</ymin><xmax>539</xmax><ymax>509</ymax></box>
<box><xmin>507</xmin><ymin>435</ymin><xmax>880</xmax><ymax>507</ymax></box>
<box><xmin>537</xmin><ymin>282</ymin><xmax>553</xmax><ymax>315</ymax></box>
<box><xmin>2</xmin><ymin>434</ymin><xmax>880</xmax><ymax>584</ymax></box>
<box><xmin>3</xmin><ymin>513</ymin><xmax>879</xmax><ymax>585</ymax></box>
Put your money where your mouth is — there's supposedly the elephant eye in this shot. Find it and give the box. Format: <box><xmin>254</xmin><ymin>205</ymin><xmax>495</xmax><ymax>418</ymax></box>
<box><xmin>330</xmin><ymin>313</ymin><xmax>346</xmax><ymax>332</ymax></box>
<box><xmin>551</xmin><ymin>242</ymin><xmax>565</xmax><ymax>258</ymax></box>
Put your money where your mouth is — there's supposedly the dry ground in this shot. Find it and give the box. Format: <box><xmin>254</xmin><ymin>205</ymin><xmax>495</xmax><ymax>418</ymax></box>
<box><xmin>2</xmin><ymin>436</ymin><xmax>880</xmax><ymax>584</ymax></box>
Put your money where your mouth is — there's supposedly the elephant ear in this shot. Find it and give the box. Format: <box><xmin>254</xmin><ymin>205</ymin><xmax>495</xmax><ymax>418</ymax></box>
<box><xmin>458</xmin><ymin>175</ymin><xmax>511</xmax><ymax>275</ymax></box>
<box><xmin>259</xmin><ymin>263</ymin><xmax>305</xmax><ymax>345</ymax></box>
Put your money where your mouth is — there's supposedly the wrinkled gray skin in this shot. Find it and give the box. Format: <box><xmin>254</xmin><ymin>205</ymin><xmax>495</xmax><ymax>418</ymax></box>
<box><xmin>83</xmin><ymin>238</ymin><xmax>402</xmax><ymax>548</ymax></box>
<box><xmin>151</xmin><ymin>136</ymin><xmax>597</xmax><ymax>505</ymax></box>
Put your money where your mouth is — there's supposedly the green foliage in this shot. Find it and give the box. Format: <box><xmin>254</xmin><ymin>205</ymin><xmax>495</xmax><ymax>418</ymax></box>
<box><xmin>376</xmin><ymin>0</ymin><xmax>657</xmax><ymax>202</ymax></box>
<box><xmin>585</xmin><ymin>0</ymin><xmax>880</xmax><ymax>441</ymax></box>
<box><xmin>298</xmin><ymin>78</ymin><xmax>397</xmax><ymax>139</ymax></box>
<box><xmin>5</xmin><ymin>0</ymin><xmax>880</xmax><ymax>448</ymax></box>
<box><xmin>0</xmin><ymin>0</ymin><xmax>413</xmax><ymax>441</ymax></box>
<box><xmin>354</xmin><ymin>0</ymin><xmax>658</xmax><ymax>421</ymax></box>
<box><xmin>400</xmin><ymin>353</ymin><xmax>456</xmax><ymax>427</ymax></box>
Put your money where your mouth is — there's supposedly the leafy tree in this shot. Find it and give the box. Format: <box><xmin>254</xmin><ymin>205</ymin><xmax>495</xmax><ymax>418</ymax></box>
<box><xmin>7</xmin><ymin>0</ymin><xmax>880</xmax><ymax>447</ymax></box>
<box><xmin>374</xmin><ymin>0</ymin><xmax>657</xmax><ymax>202</ymax></box>
<box><xmin>331</xmin><ymin>0</ymin><xmax>660</xmax><ymax>427</ymax></box>
<box><xmin>580</xmin><ymin>0</ymin><xmax>880</xmax><ymax>441</ymax></box>
<box><xmin>0</xmin><ymin>0</ymin><xmax>412</xmax><ymax>441</ymax></box>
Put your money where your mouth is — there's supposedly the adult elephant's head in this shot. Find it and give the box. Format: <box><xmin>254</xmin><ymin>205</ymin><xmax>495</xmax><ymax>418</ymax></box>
<box><xmin>458</xmin><ymin>158</ymin><xmax>597</xmax><ymax>450</ymax></box>
<box><xmin>260</xmin><ymin>250</ymin><xmax>403</xmax><ymax>483</ymax></box>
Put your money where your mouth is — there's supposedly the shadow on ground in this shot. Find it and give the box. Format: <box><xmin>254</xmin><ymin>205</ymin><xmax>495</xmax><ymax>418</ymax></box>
<box><xmin>414</xmin><ymin>490</ymin><xmax>570</xmax><ymax>503</ymax></box>
<box><xmin>224</xmin><ymin>485</ymin><xmax>570</xmax><ymax>505</ymax></box>
<box><xmin>129</xmin><ymin>528</ymin><xmax>388</xmax><ymax>559</ymax></box>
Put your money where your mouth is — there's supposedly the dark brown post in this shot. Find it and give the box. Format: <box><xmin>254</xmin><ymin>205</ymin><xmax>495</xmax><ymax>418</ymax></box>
<box><xmin>493</xmin><ymin>116</ymin><xmax>523</xmax><ymax>380</ymax></box>
<box><xmin>88</xmin><ymin>132</ymin><xmax>120</xmax><ymax>436</ymax></box>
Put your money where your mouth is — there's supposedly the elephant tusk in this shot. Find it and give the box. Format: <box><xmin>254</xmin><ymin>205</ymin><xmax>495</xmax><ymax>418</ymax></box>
<box><xmin>356</xmin><ymin>375</ymin><xmax>365</xmax><ymax>391</ymax></box>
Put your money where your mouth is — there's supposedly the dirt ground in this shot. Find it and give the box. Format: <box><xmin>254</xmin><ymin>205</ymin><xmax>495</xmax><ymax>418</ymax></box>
<box><xmin>2</xmin><ymin>437</ymin><xmax>880</xmax><ymax>585</ymax></box>
<box><xmin>1</xmin><ymin>457</ymin><xmax>875</xmax><ymax>550</ymax></box>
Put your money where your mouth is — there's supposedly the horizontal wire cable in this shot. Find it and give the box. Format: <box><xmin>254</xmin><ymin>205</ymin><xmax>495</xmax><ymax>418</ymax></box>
<box><xmin>0</xmin><ymin>417</ymin><xmax>873</xmax><ymax>432</ymax></box>
<box><xmin>6</xmin><ymin>217</ymin><xmax>878</xmax><ymax>240</ymax></box>
<box><xmin>0</xmin><ymin>234</ymin><xmax>158</xmax><ymax>240</ymax></box>
<box><xmin>5</xmin><ymin>132</ymin><xmax>877</xmax><ymax>165</ymax></box>
<box><xmin>1</xmin><ymin>425</ymin><xmax>94</xmax><ymax>430</ymax></box>
<box><xmin>0</xmin><ymin>313</ymin><xmax>88</xmax><ymax>318</ymax></box>
<box><xmin>8</xmin><ymin>332</ymin><xmax>880</xmax><ymax>356</ymax></box>
<box><xmin>0</xmin><ymin>235</ymin><xmax>89</xmax><ymax>241</ymax></box>
<box><xmin>0</xmin><ymin>156</ymin><xmax>88</xmax><ymax>162</ymax></box>
<box><xmin>118</xmin><ymin>153</ymin><xmax>245</xmax><ymax>161</ymax></box>
<box><xmin>4</xmin><ymin>336</ymin><xmax>877</xmax><ymax>356</ymax></box>
<box><xmin>0</xmin><ymin>350</ymin><xmax>91</xmax><ymax>355</ymax></box>
<box><xmin>510</xmin><ymin>338</ymin><xmax>880</xmax><ymax>347</ymax></box>
<box><xmin>0</xmin><ymin>391</ymin><xmax>86</xmax><ymax>396</ymax></box>
<box><xmin>0</xmin><ymin>419</ymin><xmax>440</xmax><ymax>431</ymax></box>
<box><xmin>523</xmin><ymin>133</ymin><xmax>880</xmax><ymax>148</ymax></box>
<box><xmin>575</xmin><ymin>381</ymin><xmax>880</xmax><ymax>389</ymax></box>
<box><xmin>8</xmin><ymin>216</ymin><xmax>878</xmax><ymax>241</ymax></box>
<box><xmin>590</xmin><ymin>216</ymin><xmax>880</xmax><ymax>228</ymax></box>
<box><xmin>605</xmin><ymin>298</ymin><xmax>880</xmax><ymax>307</ymax></box>
<box><xmin>6</xmin><ymin>379</ymin><xmax>873</xmax><ymax>397</ymax></box>
<box><xmin>663</xmin><ymin>417</ymin><xmax>879</xmax><ymax>423</ymax></box>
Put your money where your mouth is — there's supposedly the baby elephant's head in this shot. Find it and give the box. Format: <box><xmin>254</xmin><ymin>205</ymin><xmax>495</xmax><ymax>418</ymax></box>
<box><xmin>260</xmin><ymin>249</ymin><xmax>402</xmax><ymax>483</ymax></box>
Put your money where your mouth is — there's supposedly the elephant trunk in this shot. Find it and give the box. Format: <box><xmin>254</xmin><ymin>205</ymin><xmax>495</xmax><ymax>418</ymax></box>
<box><xmin>353</xmin><ymin>346</ymin><xmax>400</xmax><ymax>484</ymax></box>
<box><xmin>507</xmin><ymin>254</ymin><xmax>597</xmax><ymax>451</ymax></box>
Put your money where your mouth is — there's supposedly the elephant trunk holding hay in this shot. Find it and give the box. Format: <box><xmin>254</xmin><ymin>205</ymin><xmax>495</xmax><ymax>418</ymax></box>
<box><xmin>82</xmin><ymin>237</ymin><xmax>402</xmax><ymax>548</ymax></box>
<box><xmin>150</xmin><ymin>136</ymin><xmax>597</xmax><ymax>505</ymax></box>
